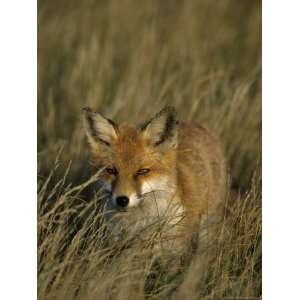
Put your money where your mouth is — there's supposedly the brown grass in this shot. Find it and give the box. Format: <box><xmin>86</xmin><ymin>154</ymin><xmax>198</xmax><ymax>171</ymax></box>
<box><xmin>38</xmin><ymin>0</ymin><xmax>261</xmax><ymax>299</ymax></box>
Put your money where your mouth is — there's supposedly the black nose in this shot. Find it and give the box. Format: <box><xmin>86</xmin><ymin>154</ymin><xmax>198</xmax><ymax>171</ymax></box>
<box><xmin>116</xmin><ymin>196</ymin><xmax>129</xmax><ymax>207</ymax></box>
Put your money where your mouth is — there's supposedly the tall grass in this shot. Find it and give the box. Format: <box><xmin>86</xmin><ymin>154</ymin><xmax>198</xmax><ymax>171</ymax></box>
<box><xmin>38</xmin><ymin>0</ymin><xmax>261</xmax><ymax>299</ymax></box>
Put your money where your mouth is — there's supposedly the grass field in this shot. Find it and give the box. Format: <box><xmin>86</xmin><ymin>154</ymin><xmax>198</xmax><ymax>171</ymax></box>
<box><xmin>38</xmin><ymin>1</ymin><xmax>261</xmax><ymax>299</ymax></box>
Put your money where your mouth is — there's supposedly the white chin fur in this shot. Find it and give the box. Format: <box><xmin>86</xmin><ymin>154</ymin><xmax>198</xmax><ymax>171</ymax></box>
<box><xmin>128</xmin><ymin>194</ymin><xmax>141</xmax><ymax>207</ymax></box>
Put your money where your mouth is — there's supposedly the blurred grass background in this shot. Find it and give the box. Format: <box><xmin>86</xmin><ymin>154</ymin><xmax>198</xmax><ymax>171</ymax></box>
<box><xmin>38</xmin><ymin>0</ymin><xmax>261</xmax><ymax>299</ymax></box>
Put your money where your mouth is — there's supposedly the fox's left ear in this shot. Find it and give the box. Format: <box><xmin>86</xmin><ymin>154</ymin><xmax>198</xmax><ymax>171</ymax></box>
<box><xmin>141</xmin><ymin>106</ymin><xmax>178</xmax><ymax>149</ymax></box>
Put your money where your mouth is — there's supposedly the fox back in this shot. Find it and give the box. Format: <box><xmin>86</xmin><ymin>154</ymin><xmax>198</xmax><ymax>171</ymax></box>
<box><xmin>82</xmin><ymin>106</ymin><xmax>227</xmax><ymax>247</ymax></box>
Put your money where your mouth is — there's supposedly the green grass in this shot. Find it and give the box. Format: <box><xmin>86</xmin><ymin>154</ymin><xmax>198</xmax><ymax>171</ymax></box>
<box><xmin>38</xmin><ymin>1</ymin><xmax>261</xmax><ymax>299</ymax></box>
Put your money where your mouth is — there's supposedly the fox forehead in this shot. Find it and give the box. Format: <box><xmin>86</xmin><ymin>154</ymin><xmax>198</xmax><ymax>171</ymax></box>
<box><xmin>114</xmin><ymin>124</ymin><xmax>149</xmax><ymax>162</ymax></box>
<box><xmin>92</xmin><ymin>124</ymin><xmax>160</xmax><ymax>169</ymax></box>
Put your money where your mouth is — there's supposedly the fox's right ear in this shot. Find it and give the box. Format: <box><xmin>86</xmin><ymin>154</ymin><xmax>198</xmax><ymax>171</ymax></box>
<box><xmin>82</xmin><ymin>107</ymin><xmax>118</xmax><ymax>148</ymax></box>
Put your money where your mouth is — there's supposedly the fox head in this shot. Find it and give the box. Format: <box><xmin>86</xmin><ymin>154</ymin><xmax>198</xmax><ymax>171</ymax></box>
<box><xmin>82</xmin><ymin>106</ymin><xmax>179</xmax><ymax>210</ymax></box>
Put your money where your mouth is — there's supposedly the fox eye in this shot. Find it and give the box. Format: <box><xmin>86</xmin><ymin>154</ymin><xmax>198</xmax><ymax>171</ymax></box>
<box><xmin>136</xmin><ymin>168</ymin><xmax>150</xmax><ymax>176</ymax></box>
<box><xmin>106</xmin><ymin>167</ymin><xmax>118</xmax><ymax>175</ymax></box>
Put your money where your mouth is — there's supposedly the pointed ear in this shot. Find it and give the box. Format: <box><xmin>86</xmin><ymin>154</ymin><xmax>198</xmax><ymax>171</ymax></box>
<box><xmin>82</xmin><ymin>107</ymin><xmax>118</xmax><ymax>148</ymax></box>
<box><xmin>141</xmin><ymin>106</ymin><xmax>178</xmax><ymax>149</ymax></box>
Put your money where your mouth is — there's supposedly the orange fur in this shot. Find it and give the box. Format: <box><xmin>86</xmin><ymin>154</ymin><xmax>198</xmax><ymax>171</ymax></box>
<box><xmin>82</xmin><ymin>106</ymin><xmax>227</xmax><ymax>248</ymax></box>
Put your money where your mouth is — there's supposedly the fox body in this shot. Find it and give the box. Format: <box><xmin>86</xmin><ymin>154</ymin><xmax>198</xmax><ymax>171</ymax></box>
<box><xmin>82</xmin><ymin>107</ymin><xmax>227</xmax><ymax>248</ymax></box>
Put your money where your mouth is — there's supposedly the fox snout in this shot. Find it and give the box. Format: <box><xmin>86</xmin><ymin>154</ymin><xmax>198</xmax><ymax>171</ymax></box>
<box><xmin>115</xmin><ymin>195</ymin><xmax>129</xmax><ymax>208</ymax></box>
<box><xmin>112</xmin><ymin>192</ymin><xmax>141</xmax><ymax>209</ymax></box>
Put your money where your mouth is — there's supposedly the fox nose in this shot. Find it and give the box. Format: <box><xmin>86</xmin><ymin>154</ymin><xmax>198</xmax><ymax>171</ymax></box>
<box><xmin>116</xmin><ymin>196</ymin><xmax>129</xmax><ymax>208</ymax></box>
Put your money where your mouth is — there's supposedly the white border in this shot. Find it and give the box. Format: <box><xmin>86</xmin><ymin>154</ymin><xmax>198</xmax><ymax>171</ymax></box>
<box><xmin>263</xmin><ymin>0</ymin><xmax>300</xmax><ymax>299</ymax></box>
<box><xmin>0</xmin><ymin>1</ymin><xmax>37</xmax><ymax>299</ymax></box>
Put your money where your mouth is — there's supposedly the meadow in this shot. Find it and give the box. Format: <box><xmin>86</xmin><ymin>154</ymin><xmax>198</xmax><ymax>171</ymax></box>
<box><xmin>38</xmin><ymin>1</ymin><xmax>261</xmax><ymax>299</ymax></box>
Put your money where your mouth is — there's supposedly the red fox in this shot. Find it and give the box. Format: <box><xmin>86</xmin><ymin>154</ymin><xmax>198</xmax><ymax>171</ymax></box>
<box><xmin>82</xmin><ymin>106</ymin><xmax>227</xmax><ymax>248</ymax></box>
